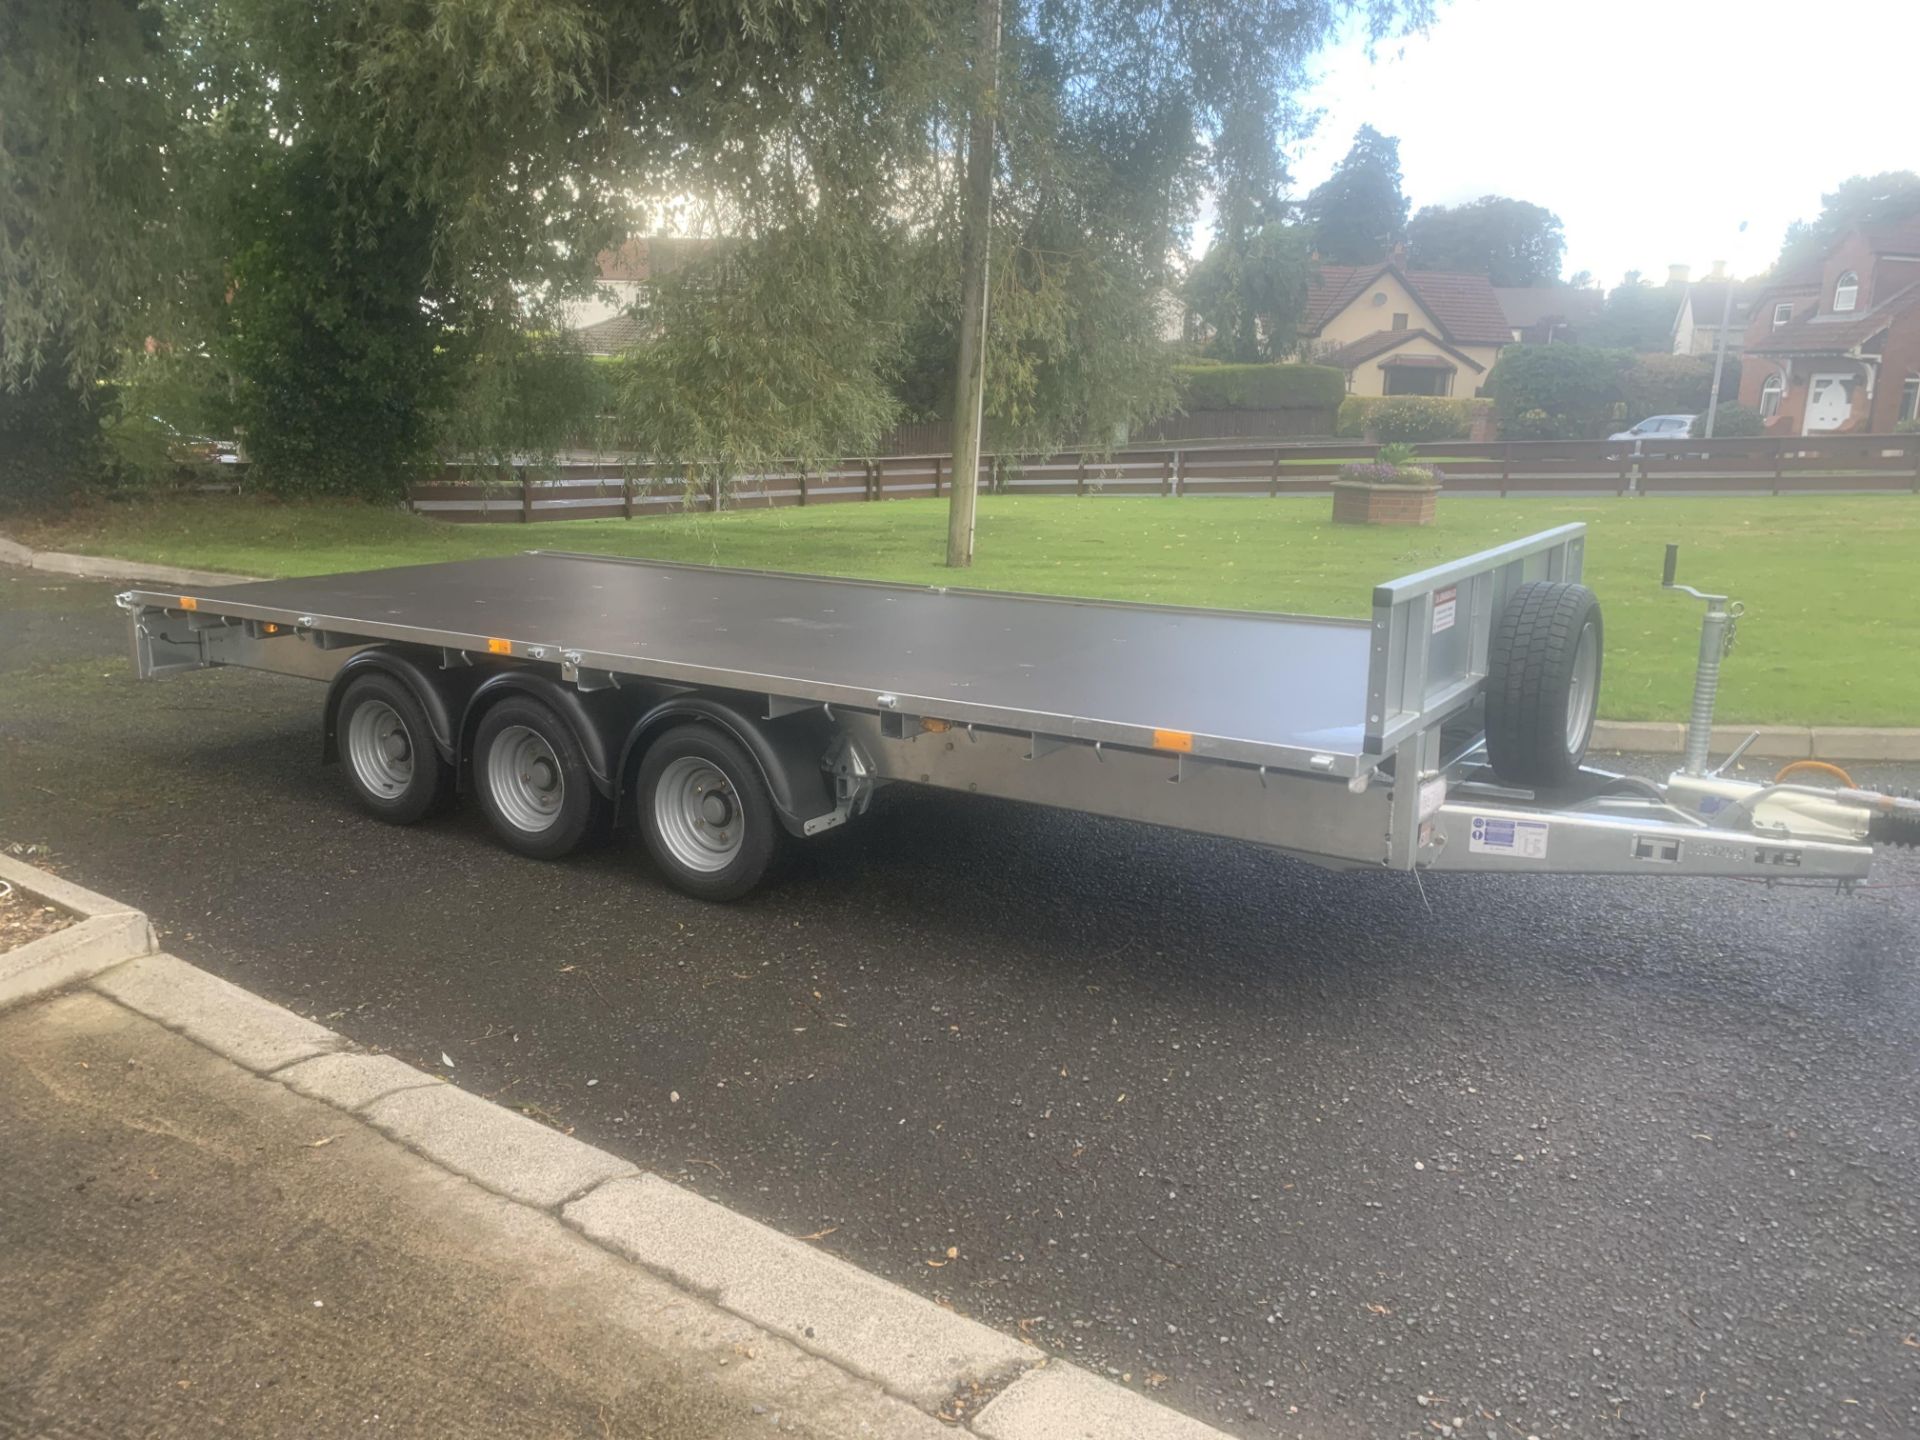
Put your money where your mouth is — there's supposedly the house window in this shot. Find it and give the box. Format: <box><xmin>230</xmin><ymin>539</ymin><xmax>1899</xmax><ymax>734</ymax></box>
<box><xmin>1772</xmin><ymin>302</ymin><xmax>1792</xmax><ymax>328</ymax></box>
<box><xmin>1833</xmin><ymin>271</ymin><xmax>1859</xmax><ymax>312</ymax></box>
<box><xmin>1902</xmin><ymin>376</ymin><xmax>1920</xmax><ymax>425</ymax></box>
<box><xmin>1371</xmin><ymin>291</ymin><xmax>1388</xmax><ymax>307</ymax></box>
<box><xmin>1382</xmin><ymin>365</ymin><xmax>1452</xmax><ymax>397</ymax></box>
<box><xmin>1391</xmin><ymin>313</ymin><xmax>1409</xmax><ymax>331</ymax></box>
<box><xmin>1758</xmin><ymin>373</ymin><xmax>1784</xmax><ymax>420</ymax></box>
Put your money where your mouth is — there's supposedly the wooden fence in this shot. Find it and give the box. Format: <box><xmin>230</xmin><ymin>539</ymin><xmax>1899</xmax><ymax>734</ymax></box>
<box><xmin>406</xmin><ymin>433</ymin><xmax>1920</xmax><ymax>523</ymax></box>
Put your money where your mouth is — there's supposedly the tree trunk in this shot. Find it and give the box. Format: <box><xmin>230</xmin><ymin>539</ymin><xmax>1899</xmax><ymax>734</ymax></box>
<box><xmin>944</xmin><ymin>0</ymin><xmax>1001</xmax><ymax>568</ymax></box>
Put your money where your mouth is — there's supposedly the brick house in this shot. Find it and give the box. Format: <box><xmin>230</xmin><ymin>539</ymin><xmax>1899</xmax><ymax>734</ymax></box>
<box><xmin>1738</xmin><ymin>219</ymin><xmax>1920</xmax><ymax>434</ymax></box>
<box><xmin>1303</xmin><ymin>263</ymin><xmax>1512</xmax><ymax>397</ymax></box>
<box><xmin>563</xmin><ymin>237</ymin><xmax>718</xmax><ymax>354</ymax></box>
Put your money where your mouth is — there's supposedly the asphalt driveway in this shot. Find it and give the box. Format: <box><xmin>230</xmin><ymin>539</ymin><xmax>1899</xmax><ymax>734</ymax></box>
<box><xmin>3</xmin><ymin>563</ymin><xmax>1916</xmax><ymax>1439</ymax></box>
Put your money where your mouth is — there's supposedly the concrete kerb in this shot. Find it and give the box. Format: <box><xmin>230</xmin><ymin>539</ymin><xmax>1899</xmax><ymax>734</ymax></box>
<box><xmin>0</xmin><ymin>533</ymin><xmax>259</xmax><ymax>589</ymax></box>
<box><xmin>0</xmin><ymin>853</ymin><xmax>156</xmax><ymax>1010</ymax></box>
<box><xmin>0</xmin><ymin>852</ymin><xmax>1231</xmax><ymax>1439</ymax></box>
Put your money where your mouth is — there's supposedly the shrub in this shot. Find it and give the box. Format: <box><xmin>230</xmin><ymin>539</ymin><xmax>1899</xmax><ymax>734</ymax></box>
<box><xmin>1337</xmin><ymin>394</ymin><xmax>1486</xmax><ymax>441</ymax></box>
<box><xmin>1174</xmin><ymin>363</ymin><xmax>1345</xmax><ymax>412</ymax></box>
<box><xmin>1376</xmin><ymin>442</ymin><xmax>1418</xmax><ymax>467</ymax></box>
<box><xmin>1500</xmin><ymin>407</ymin><xmax>1585</xmax><ymax>441</ymax></box>
<box><xmin>1691</xmin><ymin>405</ymin><xmax>1764</xmax><ymax>438</ymax></box>
<box><xmin>1622</xmin><ymin>353</ymin><xmax>1731</xmax><ymax>420</ymax></box>
<box><xmin>1488</xmin><ymin>344</ymin><xmax>1628</xmax><ymax>433</ymax></box>
<box><xmin>1337</xmin><ymin>460</ymin><xmax>1443</xmax><ymax>487</ymax></box>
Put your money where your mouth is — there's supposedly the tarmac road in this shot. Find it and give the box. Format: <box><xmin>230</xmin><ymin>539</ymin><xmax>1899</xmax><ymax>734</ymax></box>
<box><xmin>3</xmin><ymin>563</ymin><xmax>1917</xmax><ymax>1440</ymax></box>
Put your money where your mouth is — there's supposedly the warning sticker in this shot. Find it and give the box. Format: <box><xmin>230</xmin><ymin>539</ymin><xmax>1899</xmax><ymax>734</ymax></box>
<box><xmin>1431</xmin><ymin>586</ymin><xmax>1457</xmax><ymax>633</ymax></box>
<box><xmin>1467</xmin><ymin>815</ymin><xmax>1548</xmax><ymax>859</ymax></box>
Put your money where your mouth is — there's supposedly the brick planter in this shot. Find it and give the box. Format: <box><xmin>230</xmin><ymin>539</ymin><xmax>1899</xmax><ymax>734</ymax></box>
<box><xmin>1331</xmin><ymin>480</ymin><xmax>1439</xmax><ymax>526</ymax></box>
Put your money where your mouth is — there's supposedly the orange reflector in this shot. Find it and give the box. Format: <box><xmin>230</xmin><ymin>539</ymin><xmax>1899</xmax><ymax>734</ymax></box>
<box><xmin>1152</xmin><ymin>728</ymin><xmax>1193</xmax><ymax>753</ymax></box>
<box><xmin>486</xmin><ymin>637</ymin><xmax>512</xmax><ymax>655</ymax></box>
<box><xmin>178</xmin><ymin>596</ymin><xmax>199</xmax><ymax>611</ymax></box>
<box><xmin>920</xmin><ymin>717</ymin><xmax>951</xmax><ymax>734</ymax></box>
<box><xmin>262</xmin><ymin>622</ymin><xmax>280</xmax><ymax>634</ymax></box>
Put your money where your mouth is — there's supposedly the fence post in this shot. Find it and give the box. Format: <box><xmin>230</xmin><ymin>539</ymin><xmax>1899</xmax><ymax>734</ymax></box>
<box><xmin>1175</xmin><ymin>449</ymin><xmax>1187</xmax><ymax>496</ymax></box>
<box><xmin>932</xmin><ymin>454</ymin><xmax>943</xmax><ymax>498</ymax></box>
<box><xmin>709</xmin><ymin>472</ymin><xmax>721</xmax><ymax>512</ymax></box>
<box><xmin>1160</xmin><ymin>454</ymin><xmax>1171</xmax><ymax>496</ymax></box>
<box><xmin>519</xmin><ymin>465</ymin><xmax>531</xmax><ymax>523</ymax></box>
<box><xmin>1912</xmin><ymin>435</ymin><xmax>1920</xmax><ymax>494</ymax></box>
<box><xmin>875</xmin><ymin>456</ymin><xmax>887</xmax><ymax>501</ymax></box>
<box><xmin>622</xmin><ymin>472</ymin><xmax>634</xmax><ymax>520</ymax></box>
<box><xmin>1269</xmin><ymin>446</ymin><xmax>1281</xmax><ymax>498</ymax></box>
<box><xmin>1772</xmin><ymin>439</ymin><xmax>1784</xmax><ymax>497</ymax></box>
<box><xmin>797</xmin><ymin>466</ymin><xmax>809</xmax><ymax>507</ymax></box>
<box><xmin>1076</xmin><ymin>454</ymin><xmax>1086</xmax><ymax>496</ymax></box>
<box><xmin>1499</xmin><ymin>443</ymin><xmax>1511</xmax><ymax>499</ymax></box>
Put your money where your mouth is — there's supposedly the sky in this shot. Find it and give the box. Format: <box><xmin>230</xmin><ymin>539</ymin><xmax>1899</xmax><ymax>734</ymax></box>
<box><xmin>1267</xmin><ymin>0</ymin><xmax>1919</xmax><ymax>285</ymax></box>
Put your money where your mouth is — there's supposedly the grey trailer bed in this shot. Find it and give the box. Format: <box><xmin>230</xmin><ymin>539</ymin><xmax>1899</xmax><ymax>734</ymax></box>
<box><xmin>120</xmin><ymin>524</ymin><xmax>1907</xmax><ymax>899</ymax></box>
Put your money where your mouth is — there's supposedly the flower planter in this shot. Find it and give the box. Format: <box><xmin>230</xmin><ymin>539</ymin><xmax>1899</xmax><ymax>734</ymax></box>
<box><xmin>1331</xmin><ymin>480</ymin><xmax>1439</xmax><ymax>526</ymax></box>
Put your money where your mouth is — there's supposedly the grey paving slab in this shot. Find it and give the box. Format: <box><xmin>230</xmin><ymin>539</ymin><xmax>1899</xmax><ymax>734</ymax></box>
<box><xmin>92</xmin><ymin>952</ymin><xmax>342</xmax><ymax>1072</ymax></box>
<box><xmin>566</xmin><ymin>1173</ymin><xmax>1033</xmax><ymax>1410</ymax></box>
<box><xmin>363</xmin><ymin>1080</ymin><xmax>635</xmax><ymax>1208</ymax></box>
<box><xmin>2</xmin><ymin>989</ymin><xmax>952</xmax><ymax>1440</ymax></box>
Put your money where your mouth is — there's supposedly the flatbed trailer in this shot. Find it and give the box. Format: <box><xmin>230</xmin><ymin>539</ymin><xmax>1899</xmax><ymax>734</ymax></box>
<box><xmin>119</xmin><ymin>524</ymin><xmax>1913</xmax><ymax>900</ymax></box>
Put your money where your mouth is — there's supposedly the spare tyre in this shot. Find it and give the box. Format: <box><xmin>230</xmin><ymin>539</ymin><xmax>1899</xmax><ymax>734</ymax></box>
<box><xmin>1484</xmin><ymin>580</ymin><xmax>1603</xmax><ymax>789</ymax></box>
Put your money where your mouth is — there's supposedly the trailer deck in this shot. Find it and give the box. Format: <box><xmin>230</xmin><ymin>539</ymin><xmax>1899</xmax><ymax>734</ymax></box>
<box><xmin>149</xmin><ymin>550</ymin><xmax>1381</xmax><ymax>772</ymax></box>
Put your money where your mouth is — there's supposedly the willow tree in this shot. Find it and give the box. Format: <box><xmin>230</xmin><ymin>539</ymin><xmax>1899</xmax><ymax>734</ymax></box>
<box><xmin>4</xmin><ymin>0</ymin><xmax>1428</xmax><ymax>505</ymax></box>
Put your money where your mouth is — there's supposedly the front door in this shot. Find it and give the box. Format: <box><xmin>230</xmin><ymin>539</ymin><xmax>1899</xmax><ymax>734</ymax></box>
<box><xmin>1804</xmin><ymin>373</ymin><xmax>1854</xmax><ymax>434</ymax></box>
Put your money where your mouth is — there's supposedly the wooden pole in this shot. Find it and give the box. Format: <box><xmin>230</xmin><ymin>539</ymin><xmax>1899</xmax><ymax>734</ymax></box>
<box><xmin>944</xmin><ymin>0</ymin><xmax>1001</xmax><ymax>568</ymax></box>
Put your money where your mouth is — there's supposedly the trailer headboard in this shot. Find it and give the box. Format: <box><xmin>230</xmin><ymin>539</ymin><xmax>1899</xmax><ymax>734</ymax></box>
<box><xmin>1362</xmin><ymin>523</ymin><xmax>1586</xmax><ymax>758</ymax></box>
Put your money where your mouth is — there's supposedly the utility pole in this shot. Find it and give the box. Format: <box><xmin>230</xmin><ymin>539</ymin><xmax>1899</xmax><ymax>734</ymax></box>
<box><xmin>944</xmin><ymin>0</ymin><xmax>1001</xmax><ymax>569</ymax></box>
<box><xmin>1703</xmin><ymin>221</ymin><xmax>1747</xmax><ymax>439</ymax></box>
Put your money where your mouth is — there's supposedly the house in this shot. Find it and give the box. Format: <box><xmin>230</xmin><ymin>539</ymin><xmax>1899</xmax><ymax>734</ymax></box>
<box><xmin>1303</xmin><ymin>263</ymin><xmax>1512</xmax><ymax>396</ymax></box>
<box><xmin>563</xmin><ymin>237</ymin><xmax>717</xmax><ymax>355</ymax></box>
<box><xmin>1493</xmin><ymin>286</ymin><xmax>1606</xmax><ymax>346</ymax></box>
<box><xmin>1669</xmin><ymin>277</ymin><xmax>1760</xmax><ymax>357</ymax></box>
<box><xmin>1737</xmin><ymin>218</ymin><xmax>1920</xmax><ymax>434</ymax></box>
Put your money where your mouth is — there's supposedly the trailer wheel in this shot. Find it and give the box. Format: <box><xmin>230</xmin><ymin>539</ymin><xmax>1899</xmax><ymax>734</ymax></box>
<box><xmin>473</xmin><ymin>696</ymin><xmax>600</xmax><ymax>859</ymax></box>
<box><xmin>637</xmin><ymin>724</ymin><xmax>779</xmax><ymax>902</ymax></box>
<box><xmin>1485</xmin><ymin>581</ymin><xmax>1604</xmax><ymax>790</ymax></box>
<box><xmin>337</xmin><ymin>674</ymin><xmax>451</xmax><ymax>824</ymax></box>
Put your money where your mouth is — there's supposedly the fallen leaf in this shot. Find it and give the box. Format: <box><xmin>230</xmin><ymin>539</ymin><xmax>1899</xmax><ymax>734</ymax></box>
<box><xmin>794</xmin><ymin>1226</ymin><xmax>839</xmax><ymax>1242</ymax></box>
<box><xmin>946</xmin><ymin>1246</ymin><xmax>959</xmax><ymax>1259</ymax></box>
<box><xmin>440</xmin><ymin>1052</ymin><xmax>455</xmax><ymax>1069</ymax></box>
<box><xmin>1145</xmin><ymin>1372</ymin><xmax>1169</xmax><ymax>1390</ymax></box>
<box><xmin>926</xmin><ymin>1258</ymin><xmax>949</xmax><ymax>1268</ymax></box>
<box><xmin>1365</xmin><ymin>1303</ymin><xmax>1392</xmax><ymax>1316</ymax></box>
<box><xmin>305</xmin><ymin>1134</ymin><xmax>343</xmax><ymax>1149</ymax></box>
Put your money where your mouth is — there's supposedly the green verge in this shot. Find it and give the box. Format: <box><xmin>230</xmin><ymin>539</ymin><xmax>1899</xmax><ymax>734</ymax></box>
<box><xmin>9</xmin><ymin>493</ymin><xmax>1916</xmax><ymax>727</ymax></box>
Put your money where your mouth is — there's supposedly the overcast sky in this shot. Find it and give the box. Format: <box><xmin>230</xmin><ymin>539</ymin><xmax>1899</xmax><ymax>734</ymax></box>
<box><xmin>1268</xmin><ymin>0</ymin><xmax>1919</xmax><ymax>285</ymax></box>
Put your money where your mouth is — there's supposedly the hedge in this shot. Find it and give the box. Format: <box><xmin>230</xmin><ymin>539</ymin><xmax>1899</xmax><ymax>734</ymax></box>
<box><xmin>1336</xmin><ymin>395</ymin><xmax>1490</xmax><ymax>442</ymax></box>
<box><xmin>1174</xmin><ymin>363</ymin><xmax>1346</xmax><ymax>412</ymax></box>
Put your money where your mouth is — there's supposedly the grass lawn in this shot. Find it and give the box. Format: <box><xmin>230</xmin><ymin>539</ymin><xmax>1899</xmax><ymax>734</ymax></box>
<box><xmin>10</xmin><ymin>492</ymin><xmax>1916</xmax><ymax>726</ymax></box>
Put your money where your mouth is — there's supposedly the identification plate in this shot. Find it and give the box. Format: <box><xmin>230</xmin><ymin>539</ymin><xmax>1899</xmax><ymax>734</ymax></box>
<box><xmin>1467</xmin><ymin>815</ymin><xmax>1548</xmax><ymax>858</ymax></box>
<box><xmin>1431</xmin><ymin>586</ymin><xmax>1457</xmax><ymax>633</ymax></box>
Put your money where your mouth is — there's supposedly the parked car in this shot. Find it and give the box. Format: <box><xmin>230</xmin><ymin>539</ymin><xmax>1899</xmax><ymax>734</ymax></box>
<box><xmin>1609</xmin><ymin>414</ymin><xmax>1697</xmax><ymax>443</ymax></box>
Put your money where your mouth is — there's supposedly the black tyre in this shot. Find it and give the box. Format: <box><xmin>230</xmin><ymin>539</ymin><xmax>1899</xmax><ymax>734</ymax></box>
<box><xmin>336</xmin><ymin>673</ymin><xmax>452</xmax><ymax>824</ymax></box>
<box><xmin>636</xmin><ymin>723</ymin><xmax>780</xmax><ymax>902</ymax></box>
<box><xmin>1485</xmin><ymin>581</ymin><xmax>1604</xmax><ymax>789</ymax></box>
<box><xmin>472</xmin><ymin>695</ymin><xmax>601</xmax><ymax>859</ymax></box>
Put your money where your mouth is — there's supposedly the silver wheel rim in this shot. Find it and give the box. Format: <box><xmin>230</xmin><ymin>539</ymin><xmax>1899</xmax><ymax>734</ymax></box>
<box><xmin>652</xmin><ymin>756</ymin><xmax>744</xmax><ymax>873</ymax></box>
<box><xmin>346</xmin><ymin>700</ymin><xmax>415</xmax><ymax>799</ymax></box>
<box><xmin>1566</xmin><ymin>621</ymin><xmax>1599</xmax><ymax>752</ymax></box>
<box><xmin>486</xmin><ymin>725</ymin><xmax>565</xmax><ymax>833</ymax></box>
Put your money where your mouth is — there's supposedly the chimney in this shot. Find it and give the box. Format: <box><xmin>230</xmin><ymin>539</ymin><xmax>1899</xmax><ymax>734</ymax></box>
<box><xmin>1667</xmin><ymin>263</ymin><xmax>1690</xmax><ymax>286</ymax></box>
<box><xmin>1709</xmin><ymin>259</ymin><xmax>1727</xmax><ymax>280</ymax></box>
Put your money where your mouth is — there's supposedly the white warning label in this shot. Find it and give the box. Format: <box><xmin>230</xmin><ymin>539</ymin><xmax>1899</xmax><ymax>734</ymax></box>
<box><xmin>1467</xmin><ymin>815</ymin><xmax>1548</xmax><ymax>858</ymax></box>
<box><xmin>1432</xmin><ymin>586</ymin><xmax>1458</xmax><ymax>633</ymax></box>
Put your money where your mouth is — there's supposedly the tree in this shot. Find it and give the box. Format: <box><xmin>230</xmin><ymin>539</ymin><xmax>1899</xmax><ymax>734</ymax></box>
<box><xmin>1776</xmin><ymin>171</ymin><xmax>1920</xmax><ymax>272</ymax></box>
<box><xmin>1182</xmin><ymin>224</ymin><xmax>1315</xmax><ymax>362</ymax></box>
<box><xmin>5</xmin><ymin>0</ymin><xmax>1436</xmax><ymax>506</ymax></box>
<box><xmin>1303</xmin><ymin>126</ymin><xmax>1408</xmax><ymax>265</ymax></box>
<box><xmin>1406</xmin><ymin>195</ymin><xmax>1565</xmax><ymax>285</ymax></box>
<box><xmin>1582</xmin><ymin>276</ymin><xmax>1683</xmax><ymax>353</ymax></box>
